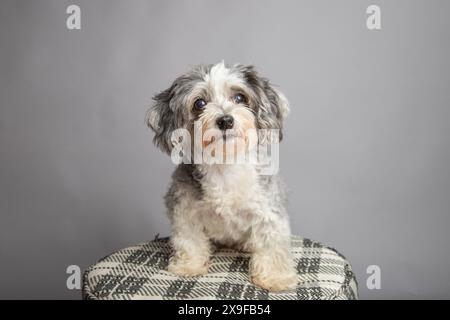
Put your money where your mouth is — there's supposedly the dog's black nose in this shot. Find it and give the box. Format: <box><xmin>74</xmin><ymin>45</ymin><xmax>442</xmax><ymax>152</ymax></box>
<box><xmin>216</xmin><ymin>115</ymin><xmax>234</xmax><ymax>130</ymax></box>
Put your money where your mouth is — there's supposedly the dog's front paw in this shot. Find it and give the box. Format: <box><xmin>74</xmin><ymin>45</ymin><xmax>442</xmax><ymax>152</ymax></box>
<box><xmin>250</xmin><ymin>254</ymin><xmax>298</xmax><ymax>292</ymax></box>
<box><xmin>168</xmin><ymin>257</ymin><xmax>210</xmax><ymax>277</ymax></box>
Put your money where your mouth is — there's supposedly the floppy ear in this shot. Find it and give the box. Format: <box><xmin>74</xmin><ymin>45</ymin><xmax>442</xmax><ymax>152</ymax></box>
<box><xmin>146</xmin><ymin>86</ymin><xmax>178</xmax><ymax>154</ymax></box>
<box><xmin>239</xmin><ymin>65</ymin><xmax>290</xmax><ymax>142</ymax></box>
<box><xmin>259</xmin><ymin>84</ymin><xmax>290</xmax><ymax>141</ymax></box>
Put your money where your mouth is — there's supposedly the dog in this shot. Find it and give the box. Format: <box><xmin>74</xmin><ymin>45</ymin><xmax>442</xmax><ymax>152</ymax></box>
<box><xmin>146</xmin><ymin>61</ymin><xmax>297</xmax><ymax>291</ymax></box>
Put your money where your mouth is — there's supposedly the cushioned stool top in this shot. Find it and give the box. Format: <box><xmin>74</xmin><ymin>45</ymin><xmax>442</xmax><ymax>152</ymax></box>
<box><xmin>83</xmin><ymin>236</ymin><xmax>358</xmax><ymax>300</ymax></box>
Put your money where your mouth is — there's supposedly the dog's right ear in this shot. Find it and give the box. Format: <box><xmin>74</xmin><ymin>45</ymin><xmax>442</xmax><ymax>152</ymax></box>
<box><xmin>146</xmin><ymin>86</ymin><xmax>177</xmax><ymax>154</ymax></box>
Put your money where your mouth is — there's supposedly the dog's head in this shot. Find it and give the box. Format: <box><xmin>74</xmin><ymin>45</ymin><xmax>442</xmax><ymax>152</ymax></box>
<box><xmin>146</xmin><ymin>62</ymin><xmax>289</xmax><ymax>157</ymax></box>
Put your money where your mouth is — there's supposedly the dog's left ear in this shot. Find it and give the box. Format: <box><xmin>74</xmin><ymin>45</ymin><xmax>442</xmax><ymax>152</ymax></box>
<box><xmin>259</xmin><ymin>85</ymin><xmax>290</xmax><ymax>141</ymax></box>
<box><xmin>239</xmin><ymin>65</ymin><xmax>290</xmax><ymax>141</ymax></box>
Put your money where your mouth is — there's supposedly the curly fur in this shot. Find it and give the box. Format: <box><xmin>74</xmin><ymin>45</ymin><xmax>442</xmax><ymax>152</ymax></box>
<box><xmin>146</xmin><ymin>62</ymin><xmax>297</xmax><ymax>291</ymax></box>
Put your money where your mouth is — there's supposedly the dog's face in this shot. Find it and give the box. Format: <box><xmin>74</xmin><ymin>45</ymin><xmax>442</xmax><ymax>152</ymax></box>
<box><xmin>146</xmin><ymin>62</ymin><xmax>289</xmax><ymax>157</ymax></box>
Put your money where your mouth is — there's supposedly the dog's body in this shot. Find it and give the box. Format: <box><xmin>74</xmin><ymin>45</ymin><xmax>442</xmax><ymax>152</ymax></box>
<box><xmin>147</xmin><ymin>62</ymin><xmax>297</xmax><ymax>291</ymax></box>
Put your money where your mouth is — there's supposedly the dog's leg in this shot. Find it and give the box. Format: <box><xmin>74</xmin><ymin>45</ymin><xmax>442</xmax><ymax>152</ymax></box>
<box><xmin>247</xmin><ymin>217</ymin><xmax>297</xmax><ymax>292</ymax></box>
<box><xmin>167</xmin><ymin>201</ymin><xmax>211</xmax><ymax>277</ymax></box>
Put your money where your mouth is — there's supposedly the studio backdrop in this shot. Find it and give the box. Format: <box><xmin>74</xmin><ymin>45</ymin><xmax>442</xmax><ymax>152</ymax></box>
<box><xmin>1</xmin><ymin>0</ymin><xmax>450</xmax><ymax>299</ymax></box>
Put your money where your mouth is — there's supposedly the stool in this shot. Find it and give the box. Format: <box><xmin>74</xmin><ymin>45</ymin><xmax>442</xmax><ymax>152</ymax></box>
<box><xmin>83</xmin><ymin>236</ymin><xmax>358</xmax><ymax>300</ymax></box>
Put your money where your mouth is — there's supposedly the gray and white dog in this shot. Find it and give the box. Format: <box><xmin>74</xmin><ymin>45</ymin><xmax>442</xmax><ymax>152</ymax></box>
<box><xmin>146</xmin><ymin>62</ymin><xmax>297</xmax><ymax>291</ymax></box>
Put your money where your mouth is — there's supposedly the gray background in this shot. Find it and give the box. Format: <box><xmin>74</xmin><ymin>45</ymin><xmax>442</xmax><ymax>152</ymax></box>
<box><xmin>1</xmin><ymin>0</ymin><xmax>449</xmax><ymax>299</ymax></box>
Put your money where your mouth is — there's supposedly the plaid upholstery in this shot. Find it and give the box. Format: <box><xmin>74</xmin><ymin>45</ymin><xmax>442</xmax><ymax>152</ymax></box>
<box><xmin>82</xmin><ymin>236</ymin><xmax>358</xmax><ymax>300</ymax></box>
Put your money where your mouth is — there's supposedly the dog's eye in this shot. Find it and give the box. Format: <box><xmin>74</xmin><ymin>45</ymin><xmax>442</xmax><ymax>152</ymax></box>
<box><xmin>193</xmin><ymin>98</ymin><xmax>207</xmax><ymax>110</ymax></box>
<box><xmin>232</xmin><ymin>93</ymin><xmax>247</xmax><ymax>104</ymax></box>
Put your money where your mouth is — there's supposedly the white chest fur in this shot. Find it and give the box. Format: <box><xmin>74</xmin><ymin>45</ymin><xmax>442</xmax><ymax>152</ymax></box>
<box><xmin>200</xmin><ymin>164</ymin><xmax>258</xmax><ymax>212</ymax></box>
<box><xmin>197</xmin><ymin>164</ymin><xmax>261</xmax><ymax>243</ymax></box>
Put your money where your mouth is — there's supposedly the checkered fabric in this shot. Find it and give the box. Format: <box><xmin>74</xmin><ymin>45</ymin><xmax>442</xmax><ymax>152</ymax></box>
<box><xmin>82</xmin><ymin>236</ymin><xmax>358</xmax><ymax>300</ymax></box>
